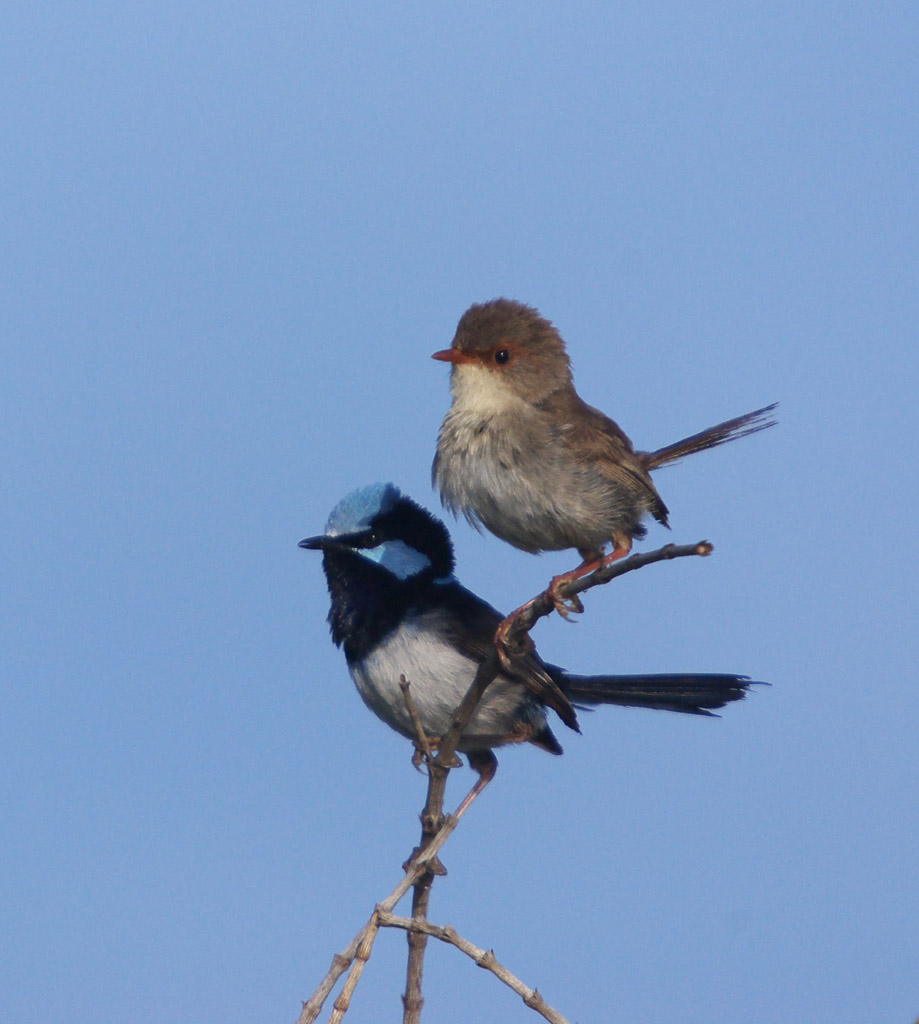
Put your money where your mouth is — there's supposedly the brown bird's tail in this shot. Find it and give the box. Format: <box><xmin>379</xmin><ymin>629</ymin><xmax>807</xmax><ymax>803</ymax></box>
<box><xmin>560</xmin><ymin>673</ymin><xmax>759</xmax><ymax>716</ymax></box>
<box><xmin>641</xmin><ymin>403</ymin><xmax>778</xmax><ymax>470</ymax></box>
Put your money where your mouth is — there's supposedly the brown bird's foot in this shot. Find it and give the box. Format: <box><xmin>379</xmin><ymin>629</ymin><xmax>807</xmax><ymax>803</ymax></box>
<box><xmin>546</xmin><ymin>542</ymin><xmax>633</xmax><ymax>619</ymax></box>
<box><xmin>546</xmin><ymin>570</ymin><xmax>590</xmax><ymax>620</ymax></box>
<box><xmin>545</xmin><ymin>555</ymin><xmax>608</xmax><ymax>619</ymax></box>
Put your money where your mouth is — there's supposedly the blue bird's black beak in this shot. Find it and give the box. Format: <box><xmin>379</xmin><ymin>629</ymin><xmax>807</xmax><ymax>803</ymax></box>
<box><xmin>298</xmin><ymin>535</ymin><xmax>328</xmax><ymax>550</ymax></box>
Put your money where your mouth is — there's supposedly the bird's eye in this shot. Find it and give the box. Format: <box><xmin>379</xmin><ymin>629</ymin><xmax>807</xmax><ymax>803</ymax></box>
<box><xmin>494</xmin><ymin>349</ymin><xmax>510</xmax><ymax>365</ymax></box>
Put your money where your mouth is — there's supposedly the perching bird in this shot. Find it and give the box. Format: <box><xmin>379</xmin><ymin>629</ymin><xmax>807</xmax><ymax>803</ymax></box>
<box><xmin>301</xmin><ymin>482</ymin><xmax>756</xmax><ymax>798</ymax></box>
<box><xmin>432</xmin><ymin>298</ymin><xmax>776</xmax><ymax>618</ymax></box>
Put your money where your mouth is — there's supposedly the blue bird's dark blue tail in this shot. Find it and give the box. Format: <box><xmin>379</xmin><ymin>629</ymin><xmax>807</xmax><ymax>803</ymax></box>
<box><xmin>559</xmin><ymin>673</ymin><xmax>756</xmax><ymax>716</ymax></box>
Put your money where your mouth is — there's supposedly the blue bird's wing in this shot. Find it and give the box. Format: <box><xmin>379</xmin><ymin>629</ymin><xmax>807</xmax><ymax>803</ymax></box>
<box><xmin>427</xmin><ymin>580</ymin><xmax>580</xmax><ymax>732</ymax></box>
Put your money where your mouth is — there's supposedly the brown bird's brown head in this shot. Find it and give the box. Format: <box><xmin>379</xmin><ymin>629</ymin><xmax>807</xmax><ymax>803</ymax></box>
<box><xmin>432</xmin><ymin>298</ymin><xmax>573</xmax><ymax>403</ymax></box>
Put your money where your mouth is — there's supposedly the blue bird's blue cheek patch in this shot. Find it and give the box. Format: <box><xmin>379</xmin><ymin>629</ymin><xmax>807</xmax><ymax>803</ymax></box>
<box><xmin>362</xmin><ymin>539</ymin><xmax>432</xmax><ymax>580</ymax></box>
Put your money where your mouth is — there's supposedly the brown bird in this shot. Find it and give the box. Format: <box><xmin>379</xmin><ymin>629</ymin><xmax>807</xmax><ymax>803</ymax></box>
<box><xmin>432</xmin><ymin>298</ymin><xmax>776</xmax><ymax>632</ymax></box>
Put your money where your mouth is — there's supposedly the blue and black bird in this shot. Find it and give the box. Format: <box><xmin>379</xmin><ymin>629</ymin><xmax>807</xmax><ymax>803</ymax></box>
<box><xmin>300</xmin><ymin>483</ymin><xmax>755</xmax><ymax>792</ymax></box>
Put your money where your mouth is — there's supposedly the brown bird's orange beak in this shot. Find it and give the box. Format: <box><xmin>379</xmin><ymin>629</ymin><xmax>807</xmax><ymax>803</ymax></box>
<box><xmin>432</xmin><ymin>348</ymin><xmax>478</xmax><ymax>365</ymax></box>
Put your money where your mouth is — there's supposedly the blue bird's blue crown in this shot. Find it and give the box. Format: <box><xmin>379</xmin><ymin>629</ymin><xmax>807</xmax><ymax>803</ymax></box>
<box><xmin>325</xmin><ymin>482</ymin><xmax>401</xmax><ymax>537</ymax></box>
<box><xmin>323</xmin><ymin>483</ymin><xmax>455</xmax><ymax>582</ymax></box>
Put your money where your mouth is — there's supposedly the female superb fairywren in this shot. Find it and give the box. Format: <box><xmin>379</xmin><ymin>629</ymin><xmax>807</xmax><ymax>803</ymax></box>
<box><xmin>432</xmin><ymin>298</ymin><xmax>776</xmax><ymax>646</ymax></box>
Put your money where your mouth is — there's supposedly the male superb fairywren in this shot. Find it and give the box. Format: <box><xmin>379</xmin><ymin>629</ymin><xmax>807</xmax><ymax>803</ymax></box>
<box><xmin>301</xmin><ymin>483</ymin><xmax>756</xmax><ymax>794</ymax></box>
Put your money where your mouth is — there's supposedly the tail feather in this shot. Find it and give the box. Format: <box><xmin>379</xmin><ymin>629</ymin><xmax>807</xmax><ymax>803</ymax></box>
<box><xmin>559</xmin><ymin>673</ymin><xmax>757</xmax><ymax>716</ymax></box>
<box><xmin>641</xmin><ymin>403</ymin><xmax>777</xmax><ymax>471</ymax></box>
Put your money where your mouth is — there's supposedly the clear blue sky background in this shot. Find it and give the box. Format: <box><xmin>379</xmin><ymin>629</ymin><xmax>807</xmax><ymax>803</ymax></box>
<box><xmin>3</xmin><ymin>3</ymin><xmax>917</xmax><ymax>1022</ymax></box>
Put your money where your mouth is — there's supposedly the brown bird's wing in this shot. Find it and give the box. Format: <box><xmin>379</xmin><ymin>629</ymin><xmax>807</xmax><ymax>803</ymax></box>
<box><xmin>538</xmin><ymin>389</ymin><xmax>670</xmax><ymax>527</ymax></box>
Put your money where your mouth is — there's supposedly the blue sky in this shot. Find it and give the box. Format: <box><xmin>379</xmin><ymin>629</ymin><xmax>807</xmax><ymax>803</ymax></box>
<box><xmin>3</xmin><ymin>3</ymin><xmax>917</xmax><ymax>1022</ymax></box>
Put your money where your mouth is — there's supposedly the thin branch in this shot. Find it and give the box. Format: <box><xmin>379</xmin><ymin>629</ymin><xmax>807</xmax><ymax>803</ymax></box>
<box><xmin>296</xmin><ymin>811</ymin><xmax>464</xmax><ymax>1024</ymax></box>
<box><xmin>400</xmin><ymin>656</ymin><xmax>503</xmax><ymax>1018</ymax></box>
<box><xmin>398</xmin><ymin>660</ymin><xmax>501</xmax><ymax>1023</ymax></box>
<box><xmin>327</xmin><ymin>921</ymin><xmax>379</xmax><ymax>1024</ymax></box>
<box><xmin>402</xmin><ymin>869</ymin><xmax>432</xmax><ymax>1023</ymax></box>
<box><xmin>507</xmin><ymin>540</ymin><xmax>713</xmax><ymax>646</ymax></box>
<box><xmin>399</xmin><ymin>675</ymin><xmax>434</xmax><ymax>766</ymax></box>
<box><xmin>401</xmin><ymin>673</ymin><xmax>433</xmax><ymax>1024</ymax></box>
<box><xmin>298</xmin><ymin>922</ymin><xmax>372</xmax><ymax>1024</ymax></box>
<box><xmin>379</xmin><ymin>912</ymin><xmax>572</xmax><ymax>1024</ymax></box>
<box><xmin>432</xmin><ymin>652</ymin><xmax>501</xmax><ymax>779</ymax></box>
<box><xmin>299</xmin><ymin>791</ymin><xmax>491</xmax><ymax>1023</ymax></box>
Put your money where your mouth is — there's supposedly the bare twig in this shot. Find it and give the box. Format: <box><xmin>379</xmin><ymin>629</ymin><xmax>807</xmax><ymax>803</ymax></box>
<box><xmin>298</xmin><ymin>928</ymin><xmax>368</xmax><ymax>1024</ymax></box>
<box><xmin>327</xmin><ymin>921</ymin><xmax>379</xmax><ymax>1024</ymax></box>
<box><xmin>399</xmin><ymin>675</ymin><xmax>434</xmax><ymax>766</ymax></box>
<box><xmin>504</xmin><ymin>541</ymin><xmax>713</xmax><ymax>652</ymax></box>
<box><xmin>379</xmin><ymin>912</ymin><xmax>572</xmax><ymax>1024</ymax></box>
<box><xmin>402</xmin><ymin>872</ymin><xmax>431</xmax><ymax>1023</ymax></box>
<box><xmin>399</xmin><ymin>678</ymin><xmax>435</xmax><ymax>1023</ymax></box>
<box><xmin>296</xmin><ymin>812</ymin><xmax>464</xmax><ymax>1024</ymax></box>
<box><xmin>433</xmin><ymin>653</ymin><xmax>501</xmax><ymax>779</ymax></box>
<box><xmin>399</xmin><ymin>658</ymin><xmax>502</xmax><ymax>1023</ymax></box>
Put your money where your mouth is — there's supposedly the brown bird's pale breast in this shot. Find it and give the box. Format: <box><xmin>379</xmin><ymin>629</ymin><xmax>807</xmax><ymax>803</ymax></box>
<box><xmin>433</xmin><ymin>379</ymin><xmax>665</xmax><ymax>555</ymax></box>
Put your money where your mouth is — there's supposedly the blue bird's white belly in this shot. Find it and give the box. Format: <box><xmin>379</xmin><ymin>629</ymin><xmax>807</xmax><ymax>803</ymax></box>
<box><xmin>348</xmin><ymin>612</ymin><xmax>545</xmax><ymax>752</ymax></box>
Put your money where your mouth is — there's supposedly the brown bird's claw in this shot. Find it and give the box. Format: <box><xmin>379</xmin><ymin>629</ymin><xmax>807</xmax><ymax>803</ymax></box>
<box><xmin>546</xmin><ymin>562</ymin><xmax>598</xmax><ymax>619</ymax></box>
<box><xmin>543</xmin><ymin>544</ymin><xmax>632</xmax><ymax>619</ymax></box>
<box><xmin>546</xmin><ymin>577</ymin><xmax>585</xmax><ymax>619</ymax></box>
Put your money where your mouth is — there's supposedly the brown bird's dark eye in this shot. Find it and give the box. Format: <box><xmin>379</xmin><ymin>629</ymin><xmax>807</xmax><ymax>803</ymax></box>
<box><xmin>494</xmin><ymin>349</ymin><xmax>510</xmax><ymax>364</ymax></box>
